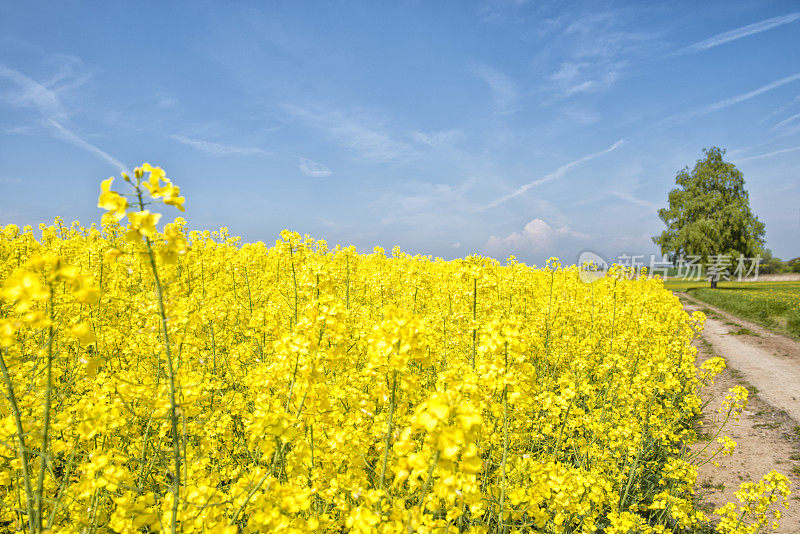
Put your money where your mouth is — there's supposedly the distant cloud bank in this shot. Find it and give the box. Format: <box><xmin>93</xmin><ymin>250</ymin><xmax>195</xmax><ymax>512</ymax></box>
<box><xmin>485</xmin><ymin>218</ymin><xmax>589</xmax><ymax>256</ymax></box>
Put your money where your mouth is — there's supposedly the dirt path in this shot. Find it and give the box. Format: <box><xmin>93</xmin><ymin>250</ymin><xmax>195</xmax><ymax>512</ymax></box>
<box><xmin>678</xmin><ymin>293</ymin><xmax>800</xmax><ymax>532</ymax></box>
<box><xmin>681</xmin><ymin>293</ymin><xmax>800</xmax><ymax>422</ymax></box>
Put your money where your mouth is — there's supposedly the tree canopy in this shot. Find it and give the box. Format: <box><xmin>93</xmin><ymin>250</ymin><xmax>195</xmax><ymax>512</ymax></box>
<box><xmin>653</xmin><ymin>147</ymin><xmax>765</xmax><ymax>285</ymax></box>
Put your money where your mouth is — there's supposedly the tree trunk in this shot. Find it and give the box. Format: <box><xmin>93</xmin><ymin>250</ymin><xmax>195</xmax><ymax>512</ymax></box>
<box><xmin>710</xmin><ymin>278</ymin><xmax>717</xmax><ymax>289</ymax></box>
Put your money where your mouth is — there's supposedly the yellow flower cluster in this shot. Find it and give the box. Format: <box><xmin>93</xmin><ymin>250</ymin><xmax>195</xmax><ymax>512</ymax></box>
<box><xmin>0</xmin><ymin>165</ymin><xmax>790</xmax><ymax>533</ymax></box>
<box><xmin>715</xmin><ymin>471</ymin><xmax>791</xmax><ymax>533</ymax></box>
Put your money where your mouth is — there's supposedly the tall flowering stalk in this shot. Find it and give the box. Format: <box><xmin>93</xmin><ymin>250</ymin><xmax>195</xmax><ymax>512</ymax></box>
<box><xmin>97</xmin><ymin>164</ymin><xmax>186</xmax><ymax>534</ymax></box>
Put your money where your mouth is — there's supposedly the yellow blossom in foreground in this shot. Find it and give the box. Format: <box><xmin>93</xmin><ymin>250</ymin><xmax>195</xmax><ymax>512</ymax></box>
<box><xmin>70</xmin><ymin>322</ymin><xmax>95</xmax><ymax>346</ymax></box>
<box><xmin>97</xmin><ymin>177</ymin><xmax>128</xmax><ymax>220</ymax></box>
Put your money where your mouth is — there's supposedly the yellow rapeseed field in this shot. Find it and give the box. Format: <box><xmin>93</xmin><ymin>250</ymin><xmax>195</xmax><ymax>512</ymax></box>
<box><xmin>0</xmin><ymin>165</ymin><xmax>790</xmax><ymax>533</ymax></box>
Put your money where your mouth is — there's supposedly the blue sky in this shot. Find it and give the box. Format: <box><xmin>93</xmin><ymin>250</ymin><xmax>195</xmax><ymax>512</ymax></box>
<box><xmin>1</xmin><ymin>1</ymin><xmax>799</xmax><ymax>265</ymax></box>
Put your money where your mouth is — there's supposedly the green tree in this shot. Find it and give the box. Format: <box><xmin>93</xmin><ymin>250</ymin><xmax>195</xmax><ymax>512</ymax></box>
<box><xmin>758</xmin><ymin>248</ymin><xmax>786</xmax><ymax>274</ymax></box>
<box><xmin>653</xmin><ymin>147</ymin><xmax>765</xmax><ymax>288</ymax></box>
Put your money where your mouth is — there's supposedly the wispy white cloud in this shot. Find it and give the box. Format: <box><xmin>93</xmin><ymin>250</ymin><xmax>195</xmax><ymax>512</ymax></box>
<box><xmin>728</xmin><ymin>130</ymin><xmax>800</xmax><ymax>158</ymax></box>
<box><xmin>759</xmin><ymin>94</ymin><xmax>800</xmax><ymax>123</ymax></box>
<box><xmin>659</xmin><ymin>73</ymin><xmax>800</xmax><ymax>128</ymax></box>
<box><xmin>283</xmin><ymin>104</ymin><xmax>414</xmax><ymax>161</ymax></box>
<box><xmin>706</xmin><ymin>73</ymin><xmax>800</xmax><ymax>113</ymax></box>
<box><xmin>675</xmin><ymin>12</ymin><xmax>800</xmax><ymax>55</ymax></box>
<box><xmin>548</xmin><ymin>60</ymin><xmax>621</xmax><ymax>97</ymax></box>
<box><xmin>171</xmin><ymin>135</ymin><xmax>268</xmax><ymax>156</ymax></box>
<box><xmin>472</xmin><ymin>63</ymin><xmax>519</xmax><ymax>112</ymax></box>
<box><xmin>485</xmin><ymin>218</ymin><xmax>588</xmax><ymax>255</ymax></box>
<box><xmin>298</xmin><ymin>157</ymin><xmax>331</xmax><ymax>177</ymax></box>
<box><xmin>0</xmin><ymin>63</ymin><xmax>126</xmax><ymax>172</ymax></box>
<box><xmin>610</xmin><ymin>190</ymin><xmax>659</xmax><ymax>210</ymax></box>
<box><xmin>477</xmin><ymin>139</ymin><xmax>625</xmax><ymax>211</ymax></box>
<box><xmin>540</xmin><ymin>10</ymin><xmax>655</xmax><ymax>99</ymax></box>
<box><xmin>412</xmin><ymin>130</ymin><xmax>460</xmax><ymax>147</ymax></box>
<box><xmin>0</xmin><ymin>64</ymin><xmax>68</xmax><ymax>121</ymax></box>
<box><xmin>771</xmin><ymin>111</ymin><xmax>800</xmax><ymax>130</ymax></box>
<box><xmin>734</xmin><ymin>145</ymin><xmax>800</xmax><ymax>162</ymax></box>
<box><xmin>48</xmin><ymin>120</ymin><xmax>126</xmax><ymax>170</ymax></box>
<box><xmin>549</xmin><ymin>62</ymin><xmax>592</xmax><ymax>95</ymax></box>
